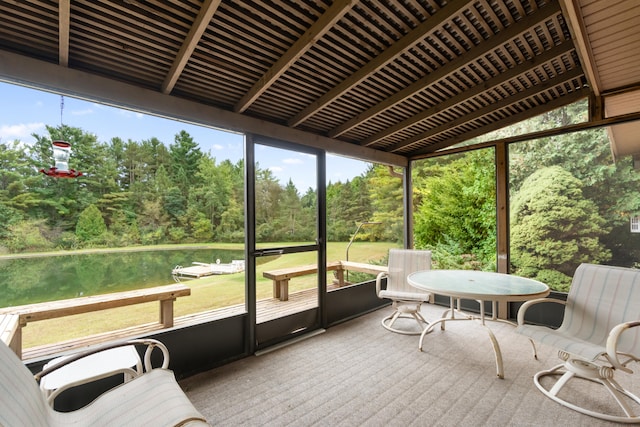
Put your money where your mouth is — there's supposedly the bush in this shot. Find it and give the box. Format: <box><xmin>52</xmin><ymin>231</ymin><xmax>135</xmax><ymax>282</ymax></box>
<box><xmin>76</xmin><ymin>204</ymin><xmax>107</xmax><ymax>243</ymax></box>
<box><xmin>510</xmin><ymin>166</ymin><xmax>610</xmax><ymax>279</ymax></box>
<box><xmin>7</xmin><ymin>220</ymin><xmax>54</xmax><ymax>253</ymax></box>
<box><xmin>532</xmin><ymin>269</ymin><xmax>572</xmax><ymax>293</ymax></box>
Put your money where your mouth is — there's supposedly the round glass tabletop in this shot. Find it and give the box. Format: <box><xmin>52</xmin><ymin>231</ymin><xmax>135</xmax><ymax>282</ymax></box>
<box><xmin>407</xmin><ymin>270</ymin><xmax>549</xmax><ymax>302</ymax></box>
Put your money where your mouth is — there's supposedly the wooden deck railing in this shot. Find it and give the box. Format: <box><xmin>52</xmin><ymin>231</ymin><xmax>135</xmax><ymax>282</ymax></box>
<box><xmin>0</xmin><ymin>284</ymin><xmax>190</xmax><ymax>359</ymax></box>
<box><xmin>263</xmin><ymin>260</ymin><xmax>387</xmax><ymax>301</ymax></box>
<box><xmin>0</xmin><ymin>262</ymin><xmax>387</xmax><ymax>359</ymax></box>
<box><xmin>0</xmin><ymin>313</ymin><xmax>20</xmax><ymax>355</ymax></box>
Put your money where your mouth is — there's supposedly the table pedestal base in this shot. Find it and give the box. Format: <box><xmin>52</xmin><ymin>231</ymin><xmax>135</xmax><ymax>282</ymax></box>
<box><xmin>418</xmin><ymin>297</ymin><xmax>510</xmax><ymax>379</ymax></box>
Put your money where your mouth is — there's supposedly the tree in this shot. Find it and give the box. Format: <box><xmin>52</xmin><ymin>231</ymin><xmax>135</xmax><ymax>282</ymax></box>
<box><xmin>191</xmin><ymin>156</ymin><xmax>232</xmax><ymax>239</ymax></box>
<box><xmin>76</xmin><ymin>204</ymin><xmax>107</xmax><ymax>244</ymax></box>
<box><xmin>30</xmin><ymin>125</ymin><xmax>107</xmax><ymax>230</ymax></box>
<box><xmin>509</xmin><ymin>120</ymin><xmax>640</xmax><ymax>267</ymax></box>
<box><xmin>368</xmin><ymin>165</ymin><xmax>402</xmax><ymax>242</ymax></box>
<box><xmin>510</xmin><ymin>166</ymin><xmax>610</xmax><ymax>291</ymax></box>
<box><xmin>218</xmin><ymin>198</ymin><xmax>244</xmax><ymax>242</ymax></box>
<box><xmin>279</xmin><ymin>179</ymin><xmax>304</xmax><ymax>239</ymax></box>
<box><xmin>169</xmin><ymin>130</ymin><xmax>203</xmax><ymax>195</ymax></box>
<box><xmin>255</xmin><ymin>166</ymin><xmax>283</xmax><ymax>241</ymax></box>
<box><xmin>326</xmin><ymin>174</ymin><xmax>374</xmax><ymax>242</ymax></box>
<box><xmin>0</xmin><ymin>140</ymin><xmax>32</xmax><ymax>241</ymax></box>
<box><xmin>96</xmin><ymin>191</ymin><xmax>134</xmax><ymax>230</ymax></box>
<box><xmin>164</xmin><ymin>186</ymin><xmax>187</xmax><ymax>223</ymax></box>
<box><xmin>215</xmin><ymin>160</ymin><xmax>244</xmax><ymax>241</ymax></box>
<box><xmin>413</xmin><ymin>149</ymin><xmax>496</xmax><ymax>270</ymax></box>
<box><xmin>326</xmin><ymin>181</ymin><xmax>352</xmax><ymax>241</ymax></box>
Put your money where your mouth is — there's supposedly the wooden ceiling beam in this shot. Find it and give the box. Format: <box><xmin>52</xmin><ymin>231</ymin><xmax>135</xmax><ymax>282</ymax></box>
<box><xmin>409</xmin><ymin>87</ymin><xmax>640</xmax><ymax>159</ymax></box>
<box><xmin>361</xmin><ymin>43</ymin><xmax>573</xmax><ymax>148</ymax></box>
<box><xmin>559</xmin><ymin>0</ymin><xmax>601</xmax><ymax>94</ymax></box>
<box><xmin>234</xmin><ymin>0</ymin><xmax>357</xmax><ymax>113</ymax></box>
<box><xmin>331</xmin><ymin>1</ymin><xmax>563</xmax><ymax>140</ymax></box>
<box><xmin>0</xmin><ymin>50</ymin><xmax>407</xmax><ymax>167</ymax></box>
<box><xmin>161</xmin><ymin>0</ymin><xmax>221</xmax><ymax>95</ymax></box>
<box><xmin>58</xmin><ymin>0</ymin><xmax>70</xmax><ymax>67</ymax></box>
<box><xmin>389</xmin><ymin>66</ymin><xmax>584</xmax><ymax>152</ymax></box>
<box><xmin>287</xmin><ymin>0</ymin><xmax>471</xmax><ymax>128</ymax></box>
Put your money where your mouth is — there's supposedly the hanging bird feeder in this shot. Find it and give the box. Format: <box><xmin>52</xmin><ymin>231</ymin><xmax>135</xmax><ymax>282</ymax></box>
<box><xmin>40</xmin><ymin>140</ymin><xmax>83</xmax><ymax>178</ymax></box>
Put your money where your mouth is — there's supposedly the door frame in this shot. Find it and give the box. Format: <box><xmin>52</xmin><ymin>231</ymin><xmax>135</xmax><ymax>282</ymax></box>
<box><xmin>244</xmin><ymin>134</ymin><xmax>326</xmax><ymax>353</ymax></box>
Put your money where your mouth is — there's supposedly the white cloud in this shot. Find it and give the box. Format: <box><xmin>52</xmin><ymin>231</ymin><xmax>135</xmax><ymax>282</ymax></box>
<box><xmin>0</xmin><ymin>122</ymin><xmax>45</xmax><ymax>141</ymax></box>
<box><xmin>211</xmin><ymin>144</ymin><xmax>224</xmax><ymax>150</ymax></box>
<box><xmin>71</xmin><ymin>108</ymin><xmax>94</xmax><ymax>116</ymax></box>
<box><xmin>269</xmin><ymin>166</ymin><xmax>284</xmax><ymax>173</ymax></box>
<box><xmin>282</xmin><ymin>158</ymin><xmax>303</xmax><ymax>165</ymax></box>
<box><xmin>116</xmin><ymin>109</ymin><xmax>145</xmax><ymax>119</ymax></box>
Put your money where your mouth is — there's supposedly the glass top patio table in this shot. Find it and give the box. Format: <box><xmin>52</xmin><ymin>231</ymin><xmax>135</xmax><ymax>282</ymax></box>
<box><xmin>407</xmin><ymin>270</ymin><xmax>550</xmax><ymax>379</ymax></box>
<box><xmin>407</xmin><ymin>270</ymin><xmax>549</xmax><ymax>302</ymax></box>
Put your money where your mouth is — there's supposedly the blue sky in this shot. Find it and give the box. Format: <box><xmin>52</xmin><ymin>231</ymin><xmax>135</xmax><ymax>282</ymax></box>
<box><xmin>0</xmin><ymin>81</ymin><xmax>370</xmax><ymax>192</ymax></box>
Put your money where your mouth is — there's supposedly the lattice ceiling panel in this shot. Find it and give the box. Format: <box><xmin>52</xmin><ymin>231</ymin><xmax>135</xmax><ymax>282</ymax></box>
<box><xmin>0</xmin><ymin>0</ymin><xmax>595</xmax><ymax>160</ymax></box>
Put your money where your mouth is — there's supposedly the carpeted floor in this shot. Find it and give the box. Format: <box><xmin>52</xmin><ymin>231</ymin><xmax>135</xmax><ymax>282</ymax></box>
<box><xmin>181</xmin><ymin>303</ymin><xmax>637</xmax><ymax>426</ymax></box>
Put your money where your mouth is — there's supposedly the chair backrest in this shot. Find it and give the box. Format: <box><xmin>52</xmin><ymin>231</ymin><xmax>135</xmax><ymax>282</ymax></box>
<box><xmin>0</xmin><ymin>340</ymin><xmax>51</xmax><ymax>426</ymax></box>
<box><xmin>386</xmin><ymin>249</ymin><xmax>431</xmax><ymax>293</ymax></box>
<box><xmin>559</xmin><ymin>263</ymin><xmax>640</xmax><ymax>356</ymax></box>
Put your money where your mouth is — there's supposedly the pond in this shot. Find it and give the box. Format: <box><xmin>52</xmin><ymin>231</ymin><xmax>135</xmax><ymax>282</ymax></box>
<box><xmin>0</xmin><ymin>248</ymin><xmax>244</xmax><ymax>308</ymax></box>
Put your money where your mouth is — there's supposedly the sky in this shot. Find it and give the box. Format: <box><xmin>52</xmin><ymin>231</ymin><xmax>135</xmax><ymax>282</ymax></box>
<box><xmin>0</xmin><ymin>81</ymin><xmax>371</xmax><ymax>192</ymax></box>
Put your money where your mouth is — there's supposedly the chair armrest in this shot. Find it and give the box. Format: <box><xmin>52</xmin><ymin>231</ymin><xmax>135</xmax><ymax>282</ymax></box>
<box><xmin>375</xmin><ymin>272</ymin><xmax>388</xmax><ymax>298</ymax></box>
<box><xmin>517</xmin><ymin>297</ymin><xmax>566</xmax><ymax>326</ymax></box>
<box><xmin>606</xmin><ymin>320</ymin><xmax>640</xmax><ymax>373</ymax></box>
<box><xmin>34</xmin><ymin>338</ymin><xmax>170</xmax><ymax>382</ymax></box>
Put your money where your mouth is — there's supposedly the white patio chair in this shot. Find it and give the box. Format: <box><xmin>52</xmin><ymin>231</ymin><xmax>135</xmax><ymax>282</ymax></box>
<box><xmin>516</xmin><ymin>263</ymin><xmax>640</xmax><ymax>423</ymax></box>
<box><xmin>376</xmin><ymin>249</ymin><xmax>432</xmax><ymax>335</ymax></box>
<box><xmin>0</xmin><ymin>338</ymin><xmax>209</xmax><ymax>427</ymax></box>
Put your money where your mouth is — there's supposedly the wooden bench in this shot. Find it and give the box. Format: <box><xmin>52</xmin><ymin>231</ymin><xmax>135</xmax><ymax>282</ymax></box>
<box><xmin>263</xmin><ymin>261</ymin><xmax>388</xmax><ymax>301</ymax></box>
<box><xmin>0</xmin><ymin>284</ymin><xmax>190</xmax><ymax>359</ymax></box>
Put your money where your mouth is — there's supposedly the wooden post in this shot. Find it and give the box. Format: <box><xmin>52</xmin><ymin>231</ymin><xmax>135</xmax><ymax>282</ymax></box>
<box><xmin>13</xmin><ymin>324</ymin><xmax>23</xmax><ymax>359</ymax></box>
<box><xmin>160</xmin><ymin>299</ymin><xmax>175</xmax><ymax>328</ymax></box>
<box><xmin>0</xmin><ymin>314</ymin><xmax>22</xmax><ymax>358</ymax></box>
<box><xmin>334</xmin><ymin>268</ymin><xmax>345</xmax><ymax>286</ymax></box>
<box><xmin>277</xmin><ymin>280</ymin><xmax>289</xmax><ymax>301</ymax></box>
<box><xmin>495</xmin><ymin>142</ymin><xmax>509</xmax><ymax>320</ymax></box>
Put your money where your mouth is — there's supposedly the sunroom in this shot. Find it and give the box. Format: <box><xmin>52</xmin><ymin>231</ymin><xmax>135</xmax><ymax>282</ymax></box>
<box><xmin>1</xmin><ymin>0</ymin><xmax>640</xmax><ymax>423</ymax></box>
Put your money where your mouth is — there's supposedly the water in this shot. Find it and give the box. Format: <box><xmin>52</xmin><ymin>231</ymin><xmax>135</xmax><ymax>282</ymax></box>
<box><xmin>0</xmin><ymin>248</ymin><xmax>244</xmax><ymax>308</ymax></box>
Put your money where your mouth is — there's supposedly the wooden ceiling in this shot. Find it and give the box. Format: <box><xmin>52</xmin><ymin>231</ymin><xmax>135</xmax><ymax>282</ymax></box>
<box><xmin>565</xmin><ymin>0</ymin><xmax>640</xmax><ymax>160</ymax></box>
<box><xmin>0</xmin><ymin>0</ymin><xmax>637</xmax><ymax>165</ymax></box>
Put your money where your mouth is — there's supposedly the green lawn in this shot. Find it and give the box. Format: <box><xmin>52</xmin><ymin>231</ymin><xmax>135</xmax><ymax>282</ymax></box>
<box><xmin>22</xmin><ymin>241</ymin><xmax>397</xmax><ymax>349</ymax></box>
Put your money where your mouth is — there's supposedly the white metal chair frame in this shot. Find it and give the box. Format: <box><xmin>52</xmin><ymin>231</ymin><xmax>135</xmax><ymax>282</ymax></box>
<box><xmin>517</xmin><ymin>263</ymin><xmax>640</xmax><ymax>423</ymax></box>
<box><xmin>376</xmin><ymin>249</ymin><xmax>432</xmax><ymax>335</ymax></box>
<box><xmin>39</xmin><ymin>344</ymin><xmax>144</xmax><ymax>406</ymax></box>
<box><xmin>0</xmin><ymin>338</ymin><xmax>209</xmax><ymax>426</ymax></box>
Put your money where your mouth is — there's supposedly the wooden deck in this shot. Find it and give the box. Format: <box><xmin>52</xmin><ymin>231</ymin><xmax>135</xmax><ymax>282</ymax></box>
<box><xmin>263</xmin><ymin>261</ymin><xmax>385</xmax><ymax>301</ymax></box>
<box><xmin>18</xmin><ymin>287</ymin><xmax>330</xmax><ymax>360</ymax></box>
<box><xmin>172</xmin><ymin>260</ymin><xmax>245</xmax><ymax>279</ymax></box>
<box><xmin>6</xmin><ymin>261</ymin><xmax>382</xmax><ymax>360</ymax></box>
<box><xmin>2</xmin><ymin>284</ymin><xmax>192</xmax><ymax>359</ymax></box>
<box><xmin>256</xmin><ymin>287</ymin><xmax>321</xmax><ymax>323</ymax></box>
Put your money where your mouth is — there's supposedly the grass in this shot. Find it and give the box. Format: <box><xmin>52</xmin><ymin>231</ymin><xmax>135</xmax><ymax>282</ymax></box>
<box><xmin>20</xmin><ymin>241</ymin><xmax>397</xmax><ymax>349</ymax></box>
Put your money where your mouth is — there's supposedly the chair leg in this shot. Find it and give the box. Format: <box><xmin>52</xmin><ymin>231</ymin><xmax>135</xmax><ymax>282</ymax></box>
<box><xmin>381</xmin><ymin>311</ymin><xmax>402</xmax><ymax>330</ymax></box>
<box><xmin>527</xmin><ymin>338</ymin><xmax>538</xmax><ymax>360</ymax></box>
<box><xmin>381</xmin><ymin>302</ymin><xmax>429</xmax><ymax>335</ymax></box>
<box><xmin>602</xmin><ymin>377</ymin><xmax>640</xmax><ymax>418</ymax></box>
<box><xmin>533</xmin><ymin>359</ymin><xmax>640</xmax><ymax>423</ymax></box>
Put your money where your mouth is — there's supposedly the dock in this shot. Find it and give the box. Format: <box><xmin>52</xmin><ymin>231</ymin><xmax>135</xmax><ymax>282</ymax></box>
<box><xmin>172</xmin><ymin>260</ymin><xmax>245</xmax><ymax>281</ymax></box>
